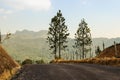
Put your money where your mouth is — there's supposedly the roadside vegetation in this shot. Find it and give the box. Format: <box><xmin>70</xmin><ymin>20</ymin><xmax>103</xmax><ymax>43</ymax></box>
<box><xmin>50</xmin><ymin>57</ymin><xmax>120</xmax><ymax>66</ymax></box>
<box><xmin>48</xmin><ymin>10</ymin><xmax>120</xmax><ymax>66</ymax></box>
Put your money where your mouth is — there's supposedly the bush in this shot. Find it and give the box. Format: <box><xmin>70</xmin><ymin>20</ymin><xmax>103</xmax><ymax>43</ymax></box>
<box><xmin>22</xmin><ymin>59</ymin><xmax>33</xmax><ymax>65</ymax></box>
<box><xmin>36</xmin><ymin>59</ymin><xmax>45</xmax><ymax>64</ymax></box>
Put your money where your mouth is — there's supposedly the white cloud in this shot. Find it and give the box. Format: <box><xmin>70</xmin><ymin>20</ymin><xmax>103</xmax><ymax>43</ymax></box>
<box><xmin>0</xmin><ymin>8</ymin><xmax>13</xmax><ymax>14</ymax></box>
<box><xmin>3</xmin><ymin>0</ymin><xmax>51</xmax><ymax>11</ymax></box>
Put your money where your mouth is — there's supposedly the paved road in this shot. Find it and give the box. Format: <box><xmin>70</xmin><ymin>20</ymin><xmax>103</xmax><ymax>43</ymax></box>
<box><xmin>11</xmin><ymin>63</ymin><xmax>120</xmax><ymax>80</ymax></box>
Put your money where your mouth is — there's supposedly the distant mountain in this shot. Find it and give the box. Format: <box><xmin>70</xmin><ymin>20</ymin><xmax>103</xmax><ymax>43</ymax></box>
<box><xmin>93</xmin><ymin>37</ymin><xmax>120</xmax><ymax>50</ymax></box>
<box><xmin>2</xmin><ymin>30</ymin><xmax>120</xmax><ymax>62</ymax></box>
<box><xmin>2</xmin><ymin>30</ymin><xmax>51</xmax><ymax>62</ymax></box>
<box><xmin>15</xmin><ymin>29</ymin><xmax>48</xmax><ymax>39</ymax></box>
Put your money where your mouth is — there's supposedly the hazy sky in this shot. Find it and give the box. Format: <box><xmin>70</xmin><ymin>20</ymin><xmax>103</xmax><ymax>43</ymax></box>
<box><xmin>0</xmin><ymin>0</ymin><xmax>120</xmax><ymax>38</ymax></box>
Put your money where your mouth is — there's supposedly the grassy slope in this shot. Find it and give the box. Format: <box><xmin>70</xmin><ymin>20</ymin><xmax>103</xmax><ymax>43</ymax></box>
<box><xmin>0</xmin><ymin>45</ymin><xmax>20</xmax><ymax>80</ymax></box>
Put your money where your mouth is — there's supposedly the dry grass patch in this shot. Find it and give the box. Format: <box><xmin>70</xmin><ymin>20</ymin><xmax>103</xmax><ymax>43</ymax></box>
<box><xmin>0</xmin><ymin>45</ymin><xmax>20</xmax><ymax>80</ymax></box>
<box><xmin>0</xmin><ymin>66</ymin><xmax>20</xmax><ymax>80</ymax></box>
<box><xmin>51</xmin><ymin>57</ymin><xmax>120</xmax><ymax>66</ymax></box>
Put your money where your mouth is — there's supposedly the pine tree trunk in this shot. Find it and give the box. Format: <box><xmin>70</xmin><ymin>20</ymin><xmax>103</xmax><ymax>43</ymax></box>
<box><xmin>73</xmin><ymin>53</ymin><xmax>74</xmax><ymax>60</ymax></box>
<box><xmin>55</xmin><ymin>42</ymin><xmax>57</xmax><ymax>59</ymax></box>
<box><xmin>76</xmin><ymin>54</ymin><xmax>78</xmax><ymax>60</ymax></box>
<box><xmin>82</xmin><ymin>42</ymin><xmax>84</xmax><ymax>59</ymax></box>
<box><xmin>54</xmin><ymin>30</ymin><xmax>57</xmax><ymax>59</ymax></box>
<box><xmin>59</xmin><ymin>44</ymin><xmax>61</xmax><ymax>59</ymax></box>
<box><xmin>90</xmin><ymin>47</ymin><xmax>92</xmax><ymax>58</ymax></box>
<box><xmin>58</xmin><ymin>33</ymin><xmax>61</xmax><ymax>59</ymax></box>
<box><xmin>82</xmin><ymin>27</ymin><xmax>85</xmax><ymax>59</ymax></box>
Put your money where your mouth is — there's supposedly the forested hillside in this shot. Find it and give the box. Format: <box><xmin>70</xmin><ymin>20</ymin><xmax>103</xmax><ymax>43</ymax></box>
<box><xmin>2</xmin><ymin>30</ymin><xmax>120</xmax><ymax>62</ymax></box>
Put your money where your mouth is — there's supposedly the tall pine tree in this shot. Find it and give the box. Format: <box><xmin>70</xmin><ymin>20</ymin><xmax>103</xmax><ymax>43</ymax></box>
<box><xmin>74</xmin><ymin>19</ymin><xmax>92</xmax><ymax>59</ymax></box>
<box><xmin>47</xmin><ymin>10</ymin><xmax>69</xmax><ymax>59</ymax></box>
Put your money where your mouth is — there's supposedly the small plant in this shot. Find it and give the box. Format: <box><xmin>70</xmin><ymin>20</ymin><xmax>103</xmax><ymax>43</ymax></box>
<box><xmin>1</xmin><ymin>32</ymin><xmax>11</xmax><ymax>43</ymax></box>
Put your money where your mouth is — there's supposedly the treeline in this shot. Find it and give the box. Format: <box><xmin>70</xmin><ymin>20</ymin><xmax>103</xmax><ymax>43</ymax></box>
<box><xmin>47</xmin><ymin>10</ymin><xmax>92</xmax><ymax>60</ymax></box>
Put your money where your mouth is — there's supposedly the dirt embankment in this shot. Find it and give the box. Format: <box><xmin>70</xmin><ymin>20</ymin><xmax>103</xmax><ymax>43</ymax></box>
<box><xmin>98</xmin><ymin>43</ymin><xmax>120</xmax><ymax>58</ymax></box>
<box><xmin>0</xmin><ymin>45</ymin><xmax>20</xmax><ymax>80</ymax></box>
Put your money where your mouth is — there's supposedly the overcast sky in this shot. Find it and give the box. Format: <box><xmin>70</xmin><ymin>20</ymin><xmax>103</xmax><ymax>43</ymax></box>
<box><xmin>0</xmin><ymin>0</ymin><xmax>120</xmax><ymax>38</ymax></box>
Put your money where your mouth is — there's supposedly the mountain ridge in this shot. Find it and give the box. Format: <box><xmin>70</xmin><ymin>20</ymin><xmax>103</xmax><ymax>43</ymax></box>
<box><xmin>2</xmin><ymin>30</ymin><xmax>120</xmax><ymax>62</ymax></box>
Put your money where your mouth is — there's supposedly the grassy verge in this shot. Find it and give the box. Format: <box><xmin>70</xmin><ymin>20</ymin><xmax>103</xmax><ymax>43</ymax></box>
<box><xmin>51</xmin><ymin>57</ymin><xmax>120</xmax><ymax>66</ymax></box>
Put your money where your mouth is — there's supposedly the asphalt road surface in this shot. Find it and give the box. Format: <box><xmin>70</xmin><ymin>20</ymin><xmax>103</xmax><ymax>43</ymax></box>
<box><xmin>11</xmin><ymin>63</ymin><xmax>120</xmax><ymax>80</ymax></box>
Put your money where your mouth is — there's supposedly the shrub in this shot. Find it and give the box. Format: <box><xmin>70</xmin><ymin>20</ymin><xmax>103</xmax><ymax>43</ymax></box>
<box><xmin>22</xmin><ymin>59</ymin><xmax>33</xmax><ymax>65</ymax></box>
<box><xmin>36</xmin><ymin>59</ymin><xmax>45</xmax><ymax>64</ymax></box>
